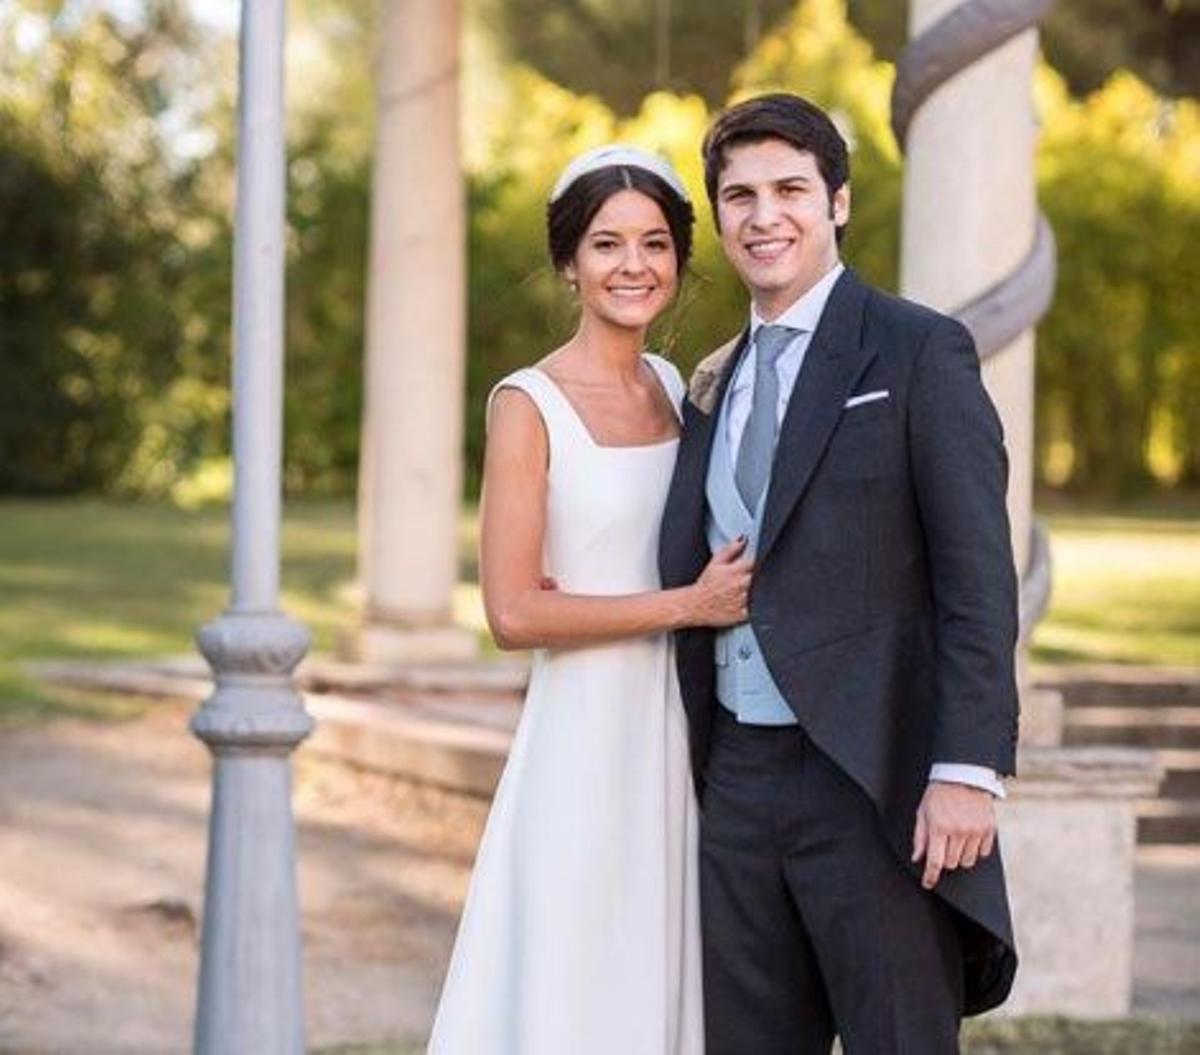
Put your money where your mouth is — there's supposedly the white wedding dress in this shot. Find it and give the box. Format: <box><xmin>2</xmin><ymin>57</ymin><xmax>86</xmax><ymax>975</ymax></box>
<box><xmin>427</xmin><ymin>354</ymin><xmax>704</xmax><ymax>1054</ymax></box>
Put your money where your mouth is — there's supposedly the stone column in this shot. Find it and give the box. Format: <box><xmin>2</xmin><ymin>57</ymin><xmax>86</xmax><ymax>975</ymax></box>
<box><xmin>898</xmin><ymin>0</ymin><xmax>1053</xmax><ymax>741</ymax></box>
<box><xmin>356</xmin><ymin>0</ymin><xmax>475</xmax><ymax>664</ymax></box>
<box><xmin>191</xmin><ymin>0</ymin><xmax>314</xmax><ymax>1050</ymax></box>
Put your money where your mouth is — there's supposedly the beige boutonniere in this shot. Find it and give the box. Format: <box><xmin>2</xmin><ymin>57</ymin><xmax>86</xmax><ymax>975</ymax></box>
<box><xmin>687</xmin><ymin>335</ymin><xmax>744</xmax><ymax>416</ymax></box>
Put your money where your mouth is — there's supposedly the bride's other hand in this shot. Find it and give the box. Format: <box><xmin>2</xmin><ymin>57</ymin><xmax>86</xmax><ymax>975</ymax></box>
<box><xmin>689</xmin><ymin>537</ymin><xmax>752</xmax><ymax>627</ymax></box>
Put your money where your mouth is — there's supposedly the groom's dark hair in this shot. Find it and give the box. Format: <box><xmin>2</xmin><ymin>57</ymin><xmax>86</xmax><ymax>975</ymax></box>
<box><xmin>702</xmin><ymin>93</ymin><xmax>850</xmax><ymax>244</ymax></box>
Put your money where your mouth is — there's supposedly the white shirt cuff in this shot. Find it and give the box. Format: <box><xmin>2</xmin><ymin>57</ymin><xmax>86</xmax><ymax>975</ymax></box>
<box><xmin>929</xmin><ymin>763</ymin><xmax>1006</xmax><ymax>799</ymax></box>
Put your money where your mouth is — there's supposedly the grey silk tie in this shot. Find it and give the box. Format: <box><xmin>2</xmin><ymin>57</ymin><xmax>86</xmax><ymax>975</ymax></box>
<box><xmin>735</xmin><ymin>324</ymin><xmax>800</xmax><ymax>512</ymax></box>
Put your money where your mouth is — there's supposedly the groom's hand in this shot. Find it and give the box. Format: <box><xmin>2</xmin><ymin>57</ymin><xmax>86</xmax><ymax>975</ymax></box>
<box><xmin>911</xmin><ymin>782</ymin><xmax>996</xmax><ymax>890</ymax></box>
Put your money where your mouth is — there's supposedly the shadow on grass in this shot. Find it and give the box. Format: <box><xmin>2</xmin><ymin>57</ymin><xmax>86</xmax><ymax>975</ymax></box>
<box><xmin>0</xmin><ymin>673</ymin><xmax>149</xmax><ymax>730</ymax></box>
<box><xmin>0</xmin><ymin>498</ymin><xmax>359</xmax><ymax>726</ymax></box>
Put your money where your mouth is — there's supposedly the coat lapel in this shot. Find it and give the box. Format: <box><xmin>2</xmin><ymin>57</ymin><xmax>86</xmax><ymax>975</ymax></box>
<box><xmin>756</xmin><ymin>270</ymin><xmax>875</xmax><ymax>563</ymax></box>
<box><xmin>660</xmin><ymin>329</ymin><xmax>750</xmax><ymax>586</ymax></box>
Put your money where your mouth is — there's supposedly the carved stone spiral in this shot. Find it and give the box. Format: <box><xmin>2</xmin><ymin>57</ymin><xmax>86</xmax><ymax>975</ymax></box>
<box><xmin>890</xmin><ymin>0</ymin><xmax>1057</xmax><ymax>640</ymax></box>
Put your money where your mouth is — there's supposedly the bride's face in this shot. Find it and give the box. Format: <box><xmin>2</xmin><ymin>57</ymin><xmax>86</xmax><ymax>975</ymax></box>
<box><xmin>565</xmin><ymin>189</ymin><xmax>679</xmax><ymax>331</ymax></box>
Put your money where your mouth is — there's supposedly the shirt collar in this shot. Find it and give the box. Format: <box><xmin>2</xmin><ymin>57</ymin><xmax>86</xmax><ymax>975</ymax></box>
<box><xmin>748</xmin><ymin>261</ymin><xmax>845</xmax><ymax>339</ymax></box>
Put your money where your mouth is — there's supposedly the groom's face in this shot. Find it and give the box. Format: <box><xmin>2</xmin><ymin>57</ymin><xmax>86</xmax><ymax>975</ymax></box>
<box><xmin>714</xmin><ymin>139</ymin><xmax>849</xmax><ymax>320</ymax></box>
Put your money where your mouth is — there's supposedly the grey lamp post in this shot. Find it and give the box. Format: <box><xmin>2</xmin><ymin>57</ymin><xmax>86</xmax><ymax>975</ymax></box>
<box><xmin>191</xmin><ymin>0</ymin><xmax>314</xmax><ymax>1050</ymax></box>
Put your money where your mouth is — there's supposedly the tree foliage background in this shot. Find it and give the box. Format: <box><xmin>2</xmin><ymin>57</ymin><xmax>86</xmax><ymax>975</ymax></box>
<box><xmin>1</xmin><ymin>0</ymin><xmax>1197</xmax><ymax>501</ymax></box>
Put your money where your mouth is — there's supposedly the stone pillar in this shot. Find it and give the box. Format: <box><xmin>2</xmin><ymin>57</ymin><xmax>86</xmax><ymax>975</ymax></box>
<box><xmin>898</xmin><ymin>0</ymin><xmax>1055</xmax><ymax>743</ymax></box>
<box><xmin>191</xmin><ymin>0</ymin><xmax>314</xmax><ymax>1050</ymax></box>
<box><xmin>356</xmin><ymin>0</ymin><xmax>475</xmax><ymax>664</ymax></box>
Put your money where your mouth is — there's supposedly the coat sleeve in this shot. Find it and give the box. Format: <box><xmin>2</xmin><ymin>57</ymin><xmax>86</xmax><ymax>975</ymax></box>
<box><xmin>908</xmin><ymin>318</ymin><xmax>1020</xmax><ymax>775</ymax></box>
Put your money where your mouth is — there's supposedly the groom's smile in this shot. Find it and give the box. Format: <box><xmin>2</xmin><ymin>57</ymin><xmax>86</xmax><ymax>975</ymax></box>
<box><xmin>743</xmin><ymin>236</ymin><xmax>796</xmax><ymax>263</ymax></box>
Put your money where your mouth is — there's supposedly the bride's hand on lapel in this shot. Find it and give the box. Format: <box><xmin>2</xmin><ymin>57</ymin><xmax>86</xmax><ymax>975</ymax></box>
<box><xmin>689</xmin><ymin>536</ymin><xmax>753</xmax><ymax>627</ymax></box>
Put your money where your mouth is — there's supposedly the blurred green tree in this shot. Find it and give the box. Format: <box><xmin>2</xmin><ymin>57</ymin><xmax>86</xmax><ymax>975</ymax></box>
<box><xmin>1036</xmin><ymin>68</ymin><xmax>1200</xmax><ymax>493</ymax></box>
<box><xmin>479</xmin><ymin>0</ymin><xmax>797</xmax><ymax>114</ymax></box>
<box><xmin>1</xmin><ymin>0</ymin><xmax>1196</xmax><ymax>501</ymax></box>
<box><xmin>0</xmin><ymin>0</ymin><xmax>230</xmax><ymax>496</ymax></box>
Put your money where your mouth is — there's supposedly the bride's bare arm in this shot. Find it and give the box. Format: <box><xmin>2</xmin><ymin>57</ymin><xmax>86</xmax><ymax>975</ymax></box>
<box><xmin>480</xmin><ymin>388</ymin><xmax>751</xmax><ymax>651</ymax></box>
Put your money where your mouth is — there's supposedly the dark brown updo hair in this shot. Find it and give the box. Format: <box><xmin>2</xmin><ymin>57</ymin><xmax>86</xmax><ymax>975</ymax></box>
<box><xmin>547</xmin><ymin>165</ymin><xmax>695</xmax><ymax>276</ymax></box>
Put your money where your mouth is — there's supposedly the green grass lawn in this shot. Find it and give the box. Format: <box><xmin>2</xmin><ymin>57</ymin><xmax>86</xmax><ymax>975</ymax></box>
<box><xmin>1032</xmin><ymin>497</ymin><xmax>1200</xmax><ymax>667</ymax></box>
<box><xmin>0</xmin><ymin>501</ymin><xmax>201</xmax><ymax>723</ymax></box>
<box><xmin>0</xmin><ymin>498</ymin><xmax>489</xmax><ymax>726</ymax></box>
<box><xmin>1</xmin><ymin>496</ymin><xmax>1196</xmax><ymax>726</ymax></box>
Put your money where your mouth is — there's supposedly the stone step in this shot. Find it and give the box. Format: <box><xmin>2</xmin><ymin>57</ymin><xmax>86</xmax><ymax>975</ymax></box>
<box><xmin>1162</xmin><ymin>767</ymin><xmax>1200</xmax><ymax>798</ymax></box>
<box><xmin>30</xmin><ymin>656</ymin><xmax>1200</xmax><ymax>845</ymax></box>
<box><xmin>1066</xmin><ymin>706</ymin><xmax>1200</xmax><ymax>728</ymax></box>
<box><xmin>1065</xmin><ymin>707</ymin><xmax>1200</xmax><ymax>749</ymax></box>
<box><xmin>1035</xmin><ymin>666</ymin><xmax>1200</xmax><ymax>710</ymax></box>
<box><xmin>27</xmin><ymin>656</ymin><xmax>519</xmax><ymax>799</ymax></box>
<box><xmin>1136</xmin><ymin>751</ymin><xmax>1200</xmax><ymax>845</ymax></box>
<box><xmin>1045</xmin><ymin>744</ymin><xmax>1200</xmax><ymax>846</ymax></box>
<box><xmin>302</xmin><ymin>655</ymin><xmax>529</xmax><ymax>697</ymax></box>
<box><xmin>305</xmin><ymin>692</ymin><xmax>511</xmax><ymax>797</ymax></box>
<box><xmin>1155</xmin><ymin>748</ymin><xmax>1200</xmax><ymax>777</ymax></box>
<box><xmin>1138</xmin><ymin>798</ymin><xmax>1200</xmax><ymax>845</ymax></box>
<box><xmin>26</xmin><ymin>653</ymin><xmax>531</xmax><ymax>702</ymax></box>
<box><xmin>1065</xmin><ymin>687</ymin><xmax>1200</xmax><ymax>709</ymax></box>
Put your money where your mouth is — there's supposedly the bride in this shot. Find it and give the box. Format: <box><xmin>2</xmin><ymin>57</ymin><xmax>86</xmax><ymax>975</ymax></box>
<box><xmin>427</xmin><ymin>146</ymin><xmax>751</xmax><ymax>1054</ymax></box>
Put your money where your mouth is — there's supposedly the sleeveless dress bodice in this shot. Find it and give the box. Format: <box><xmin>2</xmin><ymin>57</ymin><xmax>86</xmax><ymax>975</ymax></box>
<box><xmin>427</xmin><ymin>354</ymin><xmax>703</xmax><ymax>1055</ymax></box>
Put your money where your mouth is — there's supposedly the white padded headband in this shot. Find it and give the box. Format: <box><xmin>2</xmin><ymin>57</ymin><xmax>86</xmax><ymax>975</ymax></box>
<box><xmin>549</xmin><ymin>144</ymin><xmax>691</xmax><ymax>204</ymax></box>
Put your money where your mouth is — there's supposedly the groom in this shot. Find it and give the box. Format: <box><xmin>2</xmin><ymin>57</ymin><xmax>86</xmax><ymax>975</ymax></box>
<box><xmin>660</xmin><ymin>93</ymin><xmax>1020</xmax><ymax>1053</ymax></box>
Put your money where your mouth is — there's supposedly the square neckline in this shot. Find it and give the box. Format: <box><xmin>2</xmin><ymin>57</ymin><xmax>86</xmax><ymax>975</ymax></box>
<box><xmin>532</xmin><ymin>354</ymin><xmax>682</xmax><ymax>451</ymax></box>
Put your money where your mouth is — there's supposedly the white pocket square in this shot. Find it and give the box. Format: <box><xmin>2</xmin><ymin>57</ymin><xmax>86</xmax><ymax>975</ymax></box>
<box><xmin>844</xmin><ymin>389</ymin><xmax>889</xmax><ymax>408</ymax></box>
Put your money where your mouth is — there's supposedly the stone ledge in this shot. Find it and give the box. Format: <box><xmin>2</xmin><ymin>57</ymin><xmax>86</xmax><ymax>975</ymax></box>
<box><xmin>1011</xmin><ymin>745</ymin><xmax>1163</xmax><ymax>800</ymax></box>
<box><xmin>1033</xmin><ymin>662</ymin><xmax>1200</xmax><ymax>686</ymax></box>
<box><xmin>1034</xmin><ymin>664</ymin><xmax>1200</xmax><ymax>708</ymax></box>
<box><xmin>304</xmin><ymin>654</ymin><xmax>530</xmax><ymax>695</ymax></box>
<box><xmin>306</xmin><ymin>693</ymin><xmax>509</xmax><ymax>797</ymax></box>
<box><xmin>26</xmin><ymin>652</ymin><xmax>531</xmax><ymax>699</ymax></box>
<box><xmin>25</xmin><ymin>659</ymin><xmax>211</xmax><ymax>702</ymax></box>
<box><xmin>25</xmin><ymin>658</ymin><xmax>1168</xmax><ymax>807</ymax></box>
<box><xmin>26</xmin><ymin>657</ymin><xmax>515</xmax><ymax>798</ymax></box>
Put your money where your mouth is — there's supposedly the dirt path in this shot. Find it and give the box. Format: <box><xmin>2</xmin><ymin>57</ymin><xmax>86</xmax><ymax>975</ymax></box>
<box><xmin>3</xmin><ymin>702</ymin><xmax>1198</xmax><ymax>1054</ymax></box>
<box><xmin>0</xmin><ymin>702</ymin><xmax>485</xmax><ymax>1053</ymax></box>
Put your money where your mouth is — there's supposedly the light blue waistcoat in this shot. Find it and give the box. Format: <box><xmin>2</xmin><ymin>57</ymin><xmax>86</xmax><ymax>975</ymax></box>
<box><xmin>706</xmin><ymin>367</ymin><xmax>798</xmax><ymax>726</ymax></box>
